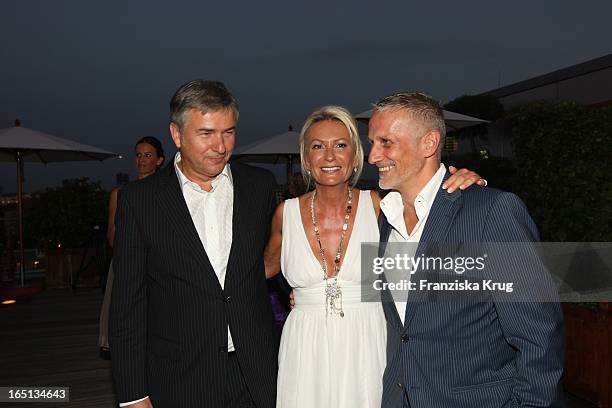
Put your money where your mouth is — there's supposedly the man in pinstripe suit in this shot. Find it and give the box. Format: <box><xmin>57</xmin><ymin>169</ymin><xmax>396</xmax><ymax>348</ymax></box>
<box><xmin>367</xmin><ymin>92</ymin><xmax>565</xmax><ymax>407</ymax></box>
<box><xmin>110</xmin><ymin>80</ymin><xmax>278</xmax><ymax>407</ymax></box>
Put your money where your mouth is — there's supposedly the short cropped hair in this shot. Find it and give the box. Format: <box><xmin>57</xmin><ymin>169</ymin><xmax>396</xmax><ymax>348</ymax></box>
<box><xmin>169</xmin><ymin>80</ymin><xmax>239</xmax><ymax>130</ymax></box>
<box><xmin>373</xmin><ymin>91</ymin><xmax>446</xmax><ymax>152</ymax></box>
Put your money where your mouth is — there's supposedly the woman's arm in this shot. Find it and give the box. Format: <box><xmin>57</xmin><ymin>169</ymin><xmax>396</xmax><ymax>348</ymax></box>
<box><xmin>107</xmin><ymin>188</ymin><xmax>119</xmax><ymax>247</ymax></box>
<box><xmin>264</xmin><ymin>201</ymin><xmax>285</xmax><ymax>279</ymax></box>
<box><xmin>442</xmin><ymin>165</ymin><xmax>487</xmax><ymax>193</ymax></box>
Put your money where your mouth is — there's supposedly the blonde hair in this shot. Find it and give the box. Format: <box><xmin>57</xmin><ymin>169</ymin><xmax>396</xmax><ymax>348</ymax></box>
<box><xmin>298</xmin><ymin>105</ymin><xmax>364</xmax><ymax>187</ymax></box>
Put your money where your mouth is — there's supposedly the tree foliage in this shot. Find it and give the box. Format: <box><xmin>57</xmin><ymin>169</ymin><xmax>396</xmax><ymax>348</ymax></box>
<box><xmin>509</xmin><ymin>101</ymin><xmax>612</xmax><ymax>241</ymax></box>
<box><xmin>24</xmin><ymin>178</ymin><xmax>108</xmax><ymax>248</ymax></box>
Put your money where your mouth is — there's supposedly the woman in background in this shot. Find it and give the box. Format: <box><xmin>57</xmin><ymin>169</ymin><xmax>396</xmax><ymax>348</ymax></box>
<box><xmin>98</xmin><ymin>136</ymin><xmax>165</xmax><ymax>358</ymax></box>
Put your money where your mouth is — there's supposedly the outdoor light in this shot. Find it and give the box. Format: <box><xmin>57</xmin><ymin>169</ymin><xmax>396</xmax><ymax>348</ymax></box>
<box><xmin>1</xmin><ymin>299</ymin><xmax>17</xmax><ymax>305</ymax></box>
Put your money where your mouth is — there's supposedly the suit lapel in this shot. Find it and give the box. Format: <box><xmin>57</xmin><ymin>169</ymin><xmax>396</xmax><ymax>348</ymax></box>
<box><xmin>224</xmin><ymin>164</ymin><xmax>250</xmax><ymax>289</ymax></box>
<box><xmin>156</xmin><ymin>165</ymin><xmax>222</xmax><ymax>292</ymax></box>
<box><xmin>403</xmin><ymin>171</ymin><xmax>463</xmax><ymax>330</ymax></box>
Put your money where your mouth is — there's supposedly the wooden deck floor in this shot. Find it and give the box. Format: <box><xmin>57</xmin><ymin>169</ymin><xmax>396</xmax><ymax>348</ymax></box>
<box><xmin>0</xmin><ymin>288</ymin><xmax>596</xmax><ymax>408</ymax></box>
<box><xmin>0</xmin><ymin>288</ymin><xmax>115</xmax><ymax>408</ymax></box>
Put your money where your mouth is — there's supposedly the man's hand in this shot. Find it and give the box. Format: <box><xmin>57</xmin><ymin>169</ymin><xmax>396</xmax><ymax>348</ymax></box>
<box><xmin>122</xmin><ymin>397</ymin><xmax>152</xmax><ymax>408</ymax></box>
<box><xmin>442</xmin><ymin>165</ymin><xmax>487</xmax><ymax>193</ymax></box>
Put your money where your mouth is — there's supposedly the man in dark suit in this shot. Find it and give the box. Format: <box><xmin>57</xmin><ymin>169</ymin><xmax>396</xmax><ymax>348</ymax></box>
<box><xmin>110</xmin><ymin>80</ymin><xmax>278</xmax><ymax>408</ymax></box>
<box><xmin>367</xmin><ymin>92</ymin><xmax>565</xmax><ymax>407</ymax></box>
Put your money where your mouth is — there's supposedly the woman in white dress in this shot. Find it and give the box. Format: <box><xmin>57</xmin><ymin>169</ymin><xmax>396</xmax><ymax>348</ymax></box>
<box><xmin>265</xmin><ymin>106</ymin><xmax>482</xmax><ymax>407</ymax></box>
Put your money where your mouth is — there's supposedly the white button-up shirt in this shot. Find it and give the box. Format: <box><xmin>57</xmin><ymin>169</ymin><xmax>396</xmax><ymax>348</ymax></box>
<box><xmin>174</xmin><ymin>152</ymin><xmax>235</xmax><ymax>351</ymax></box>
<box><xmin>380</xmin><ymin>163</ymin><xmax>446</xmax><ymax>325</ymax></box>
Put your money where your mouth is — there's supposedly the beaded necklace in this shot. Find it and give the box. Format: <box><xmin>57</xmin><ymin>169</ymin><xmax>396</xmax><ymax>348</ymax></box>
<box><xmin>310</xmin><ymin>186</ymin><xmax>352</xmax><ymax>317</ymax></box>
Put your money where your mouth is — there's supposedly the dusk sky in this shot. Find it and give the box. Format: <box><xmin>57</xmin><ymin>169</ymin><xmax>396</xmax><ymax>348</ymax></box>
<box><xmin>2</xmin><ymin>0</ymin><xmax>611</xmax><ymax>193</ymax></box>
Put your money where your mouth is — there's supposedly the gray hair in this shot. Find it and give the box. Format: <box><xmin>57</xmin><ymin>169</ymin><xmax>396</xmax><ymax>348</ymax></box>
<box><xmin>299</xmin><ymin>105</ymin><xmax>364</xmax><ymax>187</ymax></box>
<box><xmin>373</xmin><ymin>91</ymin><xmax>446</xmax><ymax>156</ymax></box>
<box><xmin>170</xmin><ymin>80</ymin><xmax>239</xmax><ymax>130</ymax></box>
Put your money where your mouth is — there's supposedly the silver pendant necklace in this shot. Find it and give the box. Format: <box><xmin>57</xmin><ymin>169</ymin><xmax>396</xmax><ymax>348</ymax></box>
<box><xmin>310</xmin><ymin>186</ymin><xmax>352</xmax><ymax>317</ymax></box>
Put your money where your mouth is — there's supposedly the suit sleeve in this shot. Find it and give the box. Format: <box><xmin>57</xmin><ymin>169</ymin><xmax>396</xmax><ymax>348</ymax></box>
<box><xmin>482</xmin><ymin>192</ymin><xmax>564</xmax><ymax>407</ymax></box>
<box><xmin>109</xmin><ymin>189</ymin><xmax>149</xmax><ymax>402</ymax></box>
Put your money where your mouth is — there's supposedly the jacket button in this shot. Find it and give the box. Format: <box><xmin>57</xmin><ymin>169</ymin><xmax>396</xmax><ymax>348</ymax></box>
<box><xmin>224</xmin><ymin>296</ymin><xmax>231</xmax><ymax>302</ymax></box>
<box><xmin>397</xmin><ymin>382</ymin><xmax>404</xmax><ymax>389</ymax></box>
<box><xmin>401</xmin><ymin>334</ymin><xmax>411</xmax><ymax>343</ymax></box>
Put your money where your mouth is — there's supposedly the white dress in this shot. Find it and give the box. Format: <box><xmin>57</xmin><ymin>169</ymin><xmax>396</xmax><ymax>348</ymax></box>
<box><xmin>277</xmin><ymin>190</ymin><xmax>387</xmax><ymax>408</ymax></box>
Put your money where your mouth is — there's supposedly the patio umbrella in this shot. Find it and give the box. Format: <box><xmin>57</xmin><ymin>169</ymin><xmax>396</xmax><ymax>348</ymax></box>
<box><xmin>232</xmin><ymin>126</ymin><xmax>300</xmax><ymax>182</ymax></box>
<box><xmin>0</xmin><ymin>120</ymin><xmax>119</xmax><ymax>286</ymax></box>
<box><xmin>354</xmin><ymin>108</ymin><xmax>489</xmax><ymax>131</ymax></box>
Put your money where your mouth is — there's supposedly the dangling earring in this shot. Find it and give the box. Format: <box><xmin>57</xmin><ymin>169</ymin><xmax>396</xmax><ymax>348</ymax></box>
<box><xmin>353</xmin><ymin>167</ymin><xmax>357</xmax><ymax>173</ymax></box>
<box><xmin>307</xmin><ymin>170</ymin><xmax>311</xmax><ymax>176</ymax></box>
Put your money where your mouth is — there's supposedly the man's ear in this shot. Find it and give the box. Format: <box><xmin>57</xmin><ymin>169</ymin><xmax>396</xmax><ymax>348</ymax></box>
<box><xmin>169</xmin><ymin>122</ymin><xmax>182</xmax><ymax>149</ymax></box>
<box><xmin>422</xmin><ymin>130</ymin><xmax>441</xmax><ymax>158</ymax></box>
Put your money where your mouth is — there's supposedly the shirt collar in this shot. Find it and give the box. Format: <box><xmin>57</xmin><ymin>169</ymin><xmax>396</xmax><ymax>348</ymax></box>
<box><xmin>415</xmin><ymin>163</ymin><xmax>446</xmax><ymax>219</ymax></box>
<box><xmin>173</xmin><ymin>152</ymin><xmax>233</xmax><ymax>192</ymax></box>
<box><xmin>380</xmin><ymin>163</ymin><xmax>447</xmax><ymax>236</ymax></box>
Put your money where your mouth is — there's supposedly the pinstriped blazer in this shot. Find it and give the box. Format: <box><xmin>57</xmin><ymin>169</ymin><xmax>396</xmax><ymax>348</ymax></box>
<box><xmin>109</xmin><ymin>162</ymin><xmax>279</xmax><ymax>408</ymax></box>
<box><xmin>378</xmin><ymin>171</ymin><xmax>565</xmax><ymax>408</ymax></box>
